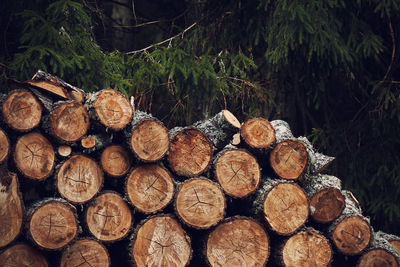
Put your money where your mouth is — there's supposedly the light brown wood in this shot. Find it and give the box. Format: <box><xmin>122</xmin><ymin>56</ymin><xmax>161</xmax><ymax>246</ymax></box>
<box><xmin>222</xmin><ymin>109</ymin><xmax>241</xmax><ymax>128</ymax></box>
<box><xmin>56</xmin><ymin>154</ymin><xmax>104</xmax><ymax>204</ymax></box>
<box><xmin>101</xmin><ymin>145</ymin><xmax>131</xmax><ymax>177</ymax></box>
<box><xmin>0</xmin><ymin>128</ymin><xmax>10</xmax><ymax>164</ymax></box>
<box><xmin>270</xmin><ymin>140</ymin><xmax>308</xmax><ymax>179</ymax></box>
<box><xmin>310</xmin><ymin>187</ymin><xmax>345</xmax><ymax>223</ymax></box>
<box><xmin>14</xmin><ymin>132</ymin><xmax>55</xmax><ymax>180</ymax></box>
<box><xmin>357</xmin><ymin>249</ymin><xmax>399</xmax><ymax>267</ymax></box>
<box><xmin>27</xmin><ymin>80</ymin><xmax>70</xmax><ymax>99</ymax></box>
<box><xmin>29</xmin><ymin>200</ymin><xmax>78</xmax><ymax>250</ymax></box>
<box><xmin>214</xmin><ymin>148</ymin><xmax>260</xmax><ymax>198</ymax></box>
<box><xmin>263</xmin><ymin>182</ymin><xmax>309</xmax><ymax>235</ymax></box>
<box><xmin>168</xmin><ymin>128</ymin><xmax>213</xmax><ymax>177</ymax></box>
<box><xmin>129</xmin><ymin>119</ymin><xmax>169</xmax><ymax>162</ymax></box>
<box><xmin>57</xmin><ymin>145</ymin><xmax>72</xmax><ymax>157</ymax></box>
<box><xmin>2</xmin><ymin>89</ymin><xmax>42</xmax><ymax>131</ymax></box>
<box><xmin>0</xmin><ymin>170</ymin><xmax>24</xmax><ymax>248</ymax></box>
<box><xmin>175</xmin><ymin>178</ymin><xmax>226</xmax><ymax>229</ymax></box>
<box><xmin>86</xmin><ymin>191</ymin><xmax>132</xmax><ymax>242</ymax></box>
<box><xmin>131</xmin><ymin>214</ymin><xmax>192</xmax><ymax>267</ymax></box>
<box><xmin>206</xmin><ymin>217</ymin><xmax>269</xmax><ymax>267</ymax></box>
<box><xmin>126</xmin><ymin>164</ymin><xmax>175</xmax><ymax>214</ymax></box>
<box><xmin>0</xmin><ymin>243</ymin><xmax>48</xmax><ymax>267</ymax></box>
<box><xmin>282</xmin><ymin>229</ymin><xmax>332</xmax><ymax>267</ymax></box>
<box><xmin>390</xmin><ymin>240</ymin><xmax>400</xmax><ymax>254</ymax></box>
<box><xmin>91</xmin><ymin>89</ymin><xmax>133</xmax><ymax>130</ymax></box>
<box><xmin>81</xmin><ymin>136</ymin><xmax>96</xmax><ymax>149</ymax></box>
<box><xmin>50</xmin><ymin>101</ymin><xmax>90</xmax><ymax>143</ymax></box>
<box><xmin>240</xmin><ymin>117</ymin><xmax>275</xmax><ymax>148</ymax></box>
<box><xmin>60</xmin><ymin>239</ymin><xmax>110</xmax><ymax>267</ymax></box>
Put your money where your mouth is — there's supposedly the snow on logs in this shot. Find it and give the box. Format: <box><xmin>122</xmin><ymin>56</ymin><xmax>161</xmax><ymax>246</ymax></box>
<box><xmin>0</xmin><ymin>72</ymin><xmax>399</xmax><ymax>266</ymax></box>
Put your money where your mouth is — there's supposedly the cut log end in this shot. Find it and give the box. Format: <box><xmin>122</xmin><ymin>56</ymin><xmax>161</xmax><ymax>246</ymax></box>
<box><xmin>27</xmin><ymin>80</ymin><xmax>69</xmax><ymax>99</ymax></box>
<box><xmin>222</xmin><ymin>109</ymin><xmax>241</xmax><ymax>129</ymax></box>
<box><xmin>175</xmin><ymin>178</ymin><xmax>225</xmax><ymax>229</ymax></box>
<box><xmin>282</xmin><ymin>229</ymin><xmax>332</xmax><ymax>267</ymax></box>
<box><xmin>310</xmin><ymin>187</ymin><xmax>345</xmax><ymax>223</ymax></box>
<box><xmin>168</xmin><ymin>128</ymin><xmax>213</xmax><ymax>177</ymax></box>
<box><xmin>130</xmin><ymin>119</ymin><xmax>169</xmax><ymax>162</ymax></box>
<box><xmin>331</xmin><ymin>216</ymin><xmax>372</xmax><ymax>255</ymax></box>
<box><xmin>214</xmin><ymin>149</ymin><xmax>260</xmax><ymax>198</ymax></box>
<box><xmin>2</xmin><ymin>90</ymin><xmax>42</xmax><ymax>132</ymax></box>
<box><xmin>131</xmin><ymin>215</ymin><xmax>192</xmax><ymax>267</ymax></box>
<box><xmin>0</xmin><ymin>128</ymin><xmax>10</xmax><ymax>164</ymax></box>
<box><xmin>57</xmin><ymin>154</ymin><xmax>104</xmax><ymax>204</ymax></box>
<box><xmin>50</xmin><ymin>101</ymin><xmax>89</xmax><ymax>143</ymax></box>
<box><xmin>126</xmin><ymin>164</ymin><xmax>174</xmax><ymax>214</ymax></box>
<box><xmin>86</xmin><ymin>192</ymin><xmax>132</xmax><ymax>242</ymax></box>
<box><xmin>270</xmin><ymin>140</ymin><xmax>308</xmax><ymax>180</ymax></box>
<box><xmin>240</xmin><ymin>117</ymin><xmax>275</xmax><ymax>148</ymax></box>
<box><xmin>60</xmin><ymin>239</ymin><xmax>110</xmax><ymax>267</ymax></box>
<box><xmin>264</xmin><ymin>182</ymin><xmax>309</xmax><ymax>235</ymax></box>
<box><xmin>14</xmin><ymin>132</ymin><xmax>55</xmax><ymax>180</ymax></box>
<box><xmin>0</xmin><ymin>243</ymin><xmax>48</xmax><ymax>267</ymax></box>
<box><xmin>206</xmin><ymin>217</ymin><xmax>269</xmax><ymax>267</ymax></box>
<box><xmin>93</xmin><ymin>89</ymin><xmax>133</xmax><ymax>130</ymax></box>
<box><xmin>57</xmin><ymin>145</ymin><xmax>72</xmax><ymax>157</ymax></box>
<box><xmin>357</xmin><ymin>249</ymin><xmax>399</xmax><ymax>267</ymax></box>
<box><xmin>81</xmin><ymin>136</ymin><xmax>96</xmax><ymax>149</ymax></box>
<box><xmin>390</xmin><ymin>240</ymin><xmax>400</xmax><ymax>254</ymax></box>
<box><xmin>29</xmin><ymin>200</ymin><xmax>78</xmax><ymax>250</ymax></box>
<box><xmin>101</xmin><ymin>145</ymin><xmax>131</xmax><ymax>177</ymax></box>
<box><xmin>0</xmin><ymin>171</ymin><xmax>24</xmax><ymax>248</ymax></box>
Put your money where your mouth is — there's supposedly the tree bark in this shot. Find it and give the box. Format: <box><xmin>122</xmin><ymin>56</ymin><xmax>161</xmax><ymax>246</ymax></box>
<box><xmin>100</xmin><ymin>145</ymin><xmax>131</xmax><ymax>177</ymax></box>
<box><xmin>85</xmin><ymin>191</ymin><xmax>132</xmax><ymax>242</ymax></box>
<box><xmin>0</xmin><ymin>127</ymin><xmax>10</xmax><ymax>164</ymax></box>
<box><xmin>206</xmin><ymin>216</ymin><xmax>270</xmax><ymax>267</ymax></box>
<box><xmin>14</xmin><ymin>132</ymin><xmax>55</xmax><ymax>180</ymax></box>
<box><xmin>125</xmin><ymin>164</ymin><xmax>175</xmax><ymax>214</ymax></box>
<box><xmin>131</xmin><ymin>214</ymin><xmax>192</xmax><ymax>267</ymax></box>
<box><xmin>27</xmin><ymin>198</ymin><xmax>78</xmax><ymax>250</ymax></box>
<box><xmin>1</xmin><ymin>89</ymin><xmax>42</xmax><ymax>132</ymax></box>
<box><xmin>175</xmin><ymin>178</ymin><xmax>226</xmax><ymax>229</ymax></box>
<box><xmin>213</xmin><ymin>146</ymin><xmax>260</xmax><ymax>198</ymax></box>
<box><xmin>56</xmin><ymin>154</ymin><xmax>104</xmax><ymax>204</ymax></box>
<box><xmin>0</xmin><ymin>243</ymin><xmax>48</xmax><ymax>267</ymax></box>
<box><xmin>60</xmin><ymin>238</ymin><xmax>110</xmax><ymax>267</ymax></box>
<box><xmin>240</xmin><ymin>117</ymin><xmax>275</xmax><ymax>149</ymax></box>
<box><xmin>375</xmin><ymin>231</ymin><xmax>400</xmax><ymax>255</ymax></box>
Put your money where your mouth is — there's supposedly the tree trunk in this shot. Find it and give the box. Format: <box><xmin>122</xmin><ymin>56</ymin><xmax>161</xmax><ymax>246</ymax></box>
<box><xmin>27</xmin><ymin>198</ymin><xmax>78</xmax><ymax>250</ymax></box>
<box><xmin>206</xmin><ymin>216</ymin><xmax>270</xmax><ymax>267</ymax></box>
<box><xmin>14</xmin><ymin>132</ymin><xmax>55</xmax><ymax>180</ymax></box>
<box><xmin>131</xmin><ymin>214</ymin><xmax>192</xmax><ymax>267</ymax></box>
<box><xmin>60</xmin><ymin>238</ymin><xmax>110</xmax><ymax>267</ymax></box>
<box><xmin>175</xmin><ymin>178</ymin><xmax>226</xmax><ymax>229</ymax></box>
<box><xmin>0</xmin><ymin>127</ymin><xmax>10</xmax><ymax>164</ymax></box>
<box><xmin>56</xmin><ymin>154</ymin><xmax>104</xmax><ymax>204</ymax></box>
<box><xmin>85</xmin><ymin>191</ymin><xmax>132</xmax><ymax>242</ymax></box>
<box><xmin>100</xmin><ymin>145</ymin><xmax>131</xmax><ymax>177</ymax></box>
<box><xmin>125</xmin><ymin>164</ymin><xmax>175</xmax><ymax>214</ymax></box>
<box><xmin>270</xmin><ymin>120</ymin><xmax>293</xmax><ymax>143</ymax></box>
<box><xmin>0</xmin><ymin>243</ymin><xmax>48</xmax><ymax>267</ymax></box>
<box><xmin>1</xmin><ymin>89</ymin><xmax>42</xmax><ymax>132</ymax></box>
<box><xmin>240</xmin><ymin>117</ymin><xmax>275</xmax><ymax>149</ymax></box>
<box><xmin>168</xmin><ymin>127</ymin><xmax>213</xmax><ymax>177</ymax></box>
<box><xmin>213</xmin><ymin>146</ymin><xmax>260</xmax><ymax>198</ymax></box>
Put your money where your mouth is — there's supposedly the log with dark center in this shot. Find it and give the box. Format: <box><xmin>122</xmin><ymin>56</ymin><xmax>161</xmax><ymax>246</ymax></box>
<box><xmin>240</xmin><ymin>117</ymin><xmax>275</xmax><ymax>149</ymax></box>
<box><xmin>28</xmin><ymin>199</ymin><xmax>78</xmax><ymax>250</ymax></box>
<box><xmin>0</xmin><ymin>128</ymin><xmax>10</xmax><ymax>164</ymax></box>
<box><xmin>14</xmin><ymin>132</ymin><xmax>55</xmax><ymax>180</ymax></box>
<box><xmin>1</xmin><ymin>89</ymin><xmax>42</xmax><ymax>132</ymax></box>
<box><xmin>85</xmin><ymin>191</ymin><xmax>132</xmax><ymax>242</ymax></box>
<box><xmin>125</xmin><ymin>164</ymin><xmax>175</xmax><ymax>214</ymax></box>
<box><xmin>270</xmin><ymin>140</ymin><xmax>308</xmax><ymax>180</ymax></box>
<box><xmin>56</xmin><ymin>154</ymin><xmax>104</xmax><ymax>204</ymax></box>
<box><xmin>128</xmin><ymin>111</ymin><xmax>170</xmax><ymax>162</ymax></box>
<box><xmin>60</xmin><ymin>238</ymin><xmax>110</xmax><ymax>267</ymax></box>
<box><xmin>0</xmin><ymin>169</ymin><xmax>24</xmax><ymax>248</ymax></box>
<box><xmin>206</xmin><ymin>216</ymin><xmax>270</xmax><ymax>267</ymax></box>
<box><xmin>86</xmin><ymin>89</ymin><xmax>133</xmax><ymax>130</ymax></box>
<box><xmin>175</xmin><ymin>178</ymin><xmax>226</xmax><ymax>229</ymax></box>
<box><xmin>50</xmin><ymin>101</ymin><xmax>90</xmax><ymax>143</ymax></box>
<box><xmin>0</xmin><ymin>243</ymin><xmax>48</xmax><ymax>267</ymax></box>
<box><xmin>281</xmin><ymin>228</ymin><xmax>332</xmax><ymax>267</ymax></box>
<box><xmin>214</xmin><ymin>147</ymin><xmax>260</xmax><ymax>198</ymax></box>
<box><xmin>131</xmin><ymin>214</ymin><xmax>192</xmax><ymax>267</ymax></box>
<box><xmin>100</xmin><ymin>145</ymin><xmax>131</xmax><ymax>177</ymax></box>
<box><xmin>168</xmin><ymin>128</ymin><xmax>213</xmax><ymax>177</ymax></box>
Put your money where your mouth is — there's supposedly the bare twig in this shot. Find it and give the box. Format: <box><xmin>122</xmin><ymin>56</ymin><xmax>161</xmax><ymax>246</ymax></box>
<box><xmin>379</xmin><ymin>20</ymin><xmax>396</xmax><ymax>85</ymax></box>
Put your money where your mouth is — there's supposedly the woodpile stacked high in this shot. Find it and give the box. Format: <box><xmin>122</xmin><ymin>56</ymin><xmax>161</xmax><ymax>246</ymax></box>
<box><xmin>0</xmin><ymin>70</ymin><xmax>399</xmax><ymax>267</ymax></box>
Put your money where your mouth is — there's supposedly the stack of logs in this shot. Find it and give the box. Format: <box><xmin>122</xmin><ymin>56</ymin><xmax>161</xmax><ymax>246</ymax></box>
<box><xmin>0</xmin><ymin>70</ymin><xmax>400</xmax><ymax>267</ymax></box>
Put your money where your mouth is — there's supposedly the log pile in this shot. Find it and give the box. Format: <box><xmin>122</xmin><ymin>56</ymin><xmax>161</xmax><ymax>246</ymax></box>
<box><xmin>1</xmin><ymin>70</ymin><xmax>400</xmax><ymax>267</ymax></box>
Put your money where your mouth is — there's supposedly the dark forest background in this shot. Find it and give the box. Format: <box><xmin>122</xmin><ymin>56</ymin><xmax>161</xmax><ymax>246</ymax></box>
<box><xmin>1</xmin><ymin>0</ymin><xmax>399</xmax><ymax>235</ymax></box>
